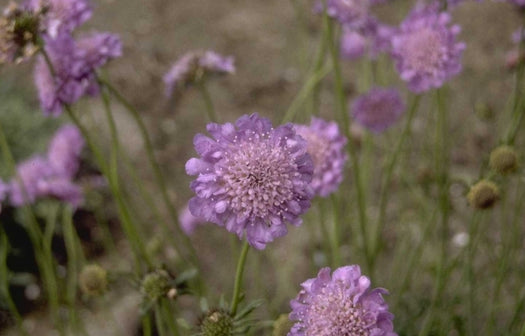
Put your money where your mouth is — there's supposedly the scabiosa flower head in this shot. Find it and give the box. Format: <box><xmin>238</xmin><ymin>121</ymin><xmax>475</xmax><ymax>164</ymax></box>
<box><xmin>289</xmin><ymin>265</ymin><xmax>396</xmax><ymax>336</ymax></box>
<box><xmin>186</xmin><ymin>113</ymin><xmax>314</xmax><ymax>249</ymax></box>
<box><xmin>341</xmin><ymin>29</ymin><xmax>367</xmax><ymax>59</ymax></box>
<box><xmin>47</xmin><ymin>124</ymin><xmax>84</xmax><ymax>178</ymax></box>
<box><xmin>179</xmin><ymin>203</ymin><xmax>206</xmax><ymax>235</ymax></box>
<box><xmin>294</xmin><ymin>118</ymin><xmax>347</xmax><ymax>197</ymax></box>
<box><xmin>351</xmin><ymin>87</ymin><xmax>406</xmax><ymax>133</ymax></box>
<box><xmin>164</xmin><ymin>50</ymin><xmax>235</xmax><ymax>97</ymax></box>
<box><xmin>34</xmin><ymin>31</ymin><xmax>121</xmax><ymax>116</ymax></box>
<box><xmin>391</xmin><ymin>6</ymin><xmax>465</xmax><ymax>93</ymax></box>
<box><xmin>325</xmin><ymin>0</ymin><xmax>370</xmax><ymax>27</ymax></box>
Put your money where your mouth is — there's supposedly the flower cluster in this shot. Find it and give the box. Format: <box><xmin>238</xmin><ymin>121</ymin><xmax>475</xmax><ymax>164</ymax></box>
<box><xmin>289</xmin><ymin>265</ymin><xmax>396</xmax><ymax>336</ymax></box>
<box><xmin>185</xmin><ymin>113</ymin><xmax>314</xmax><ymax>249</ymax></box>
<box><xmin>391</xmin><ymin>5</ymin><xmax>465</xmax><ymax>92</ymax></box>
<box><xmin>294</xmin><ymin>118</ymin><xmax>348</xmax><ymax>197</ymax></box>
<box><xmin>164</xmin><ymin>50</ymin><xmax>235</xmax><ymax>97</ymax></box>
<box><xmin>351</xmin><ymin>87</ymin><xmax>406</xmax><ymax>133</ymax></box>
<box><xmin>4</xmin><ymin>124</ymin><xmax>85</xmax><ymax>207</ymax></box>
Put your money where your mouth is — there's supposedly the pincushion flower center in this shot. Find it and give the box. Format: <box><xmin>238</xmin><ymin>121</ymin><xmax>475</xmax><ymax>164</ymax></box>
<box><xmin>220</xmin><ymin>134</ymin><xmax>298</xmax><ymax>219</ymax></box>
<box><xmin>306</xmin><ymin>285</ymin><xmax>370</xmax><ymax>336</ymax></box>
<box><xmin>404</xmin><ymin>28</ymin><xmax>444</xmax><ymax>73</ymax></box>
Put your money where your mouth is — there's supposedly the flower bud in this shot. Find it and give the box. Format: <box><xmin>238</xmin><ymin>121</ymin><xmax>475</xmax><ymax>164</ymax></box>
<box><xmin>141</xmin><ymin>269</ymin><xmax>171</xmax><ymax>302</ymax></box>
<box><xmin>79</xmin><ymin>264</ymin><xmax>107</xmax><ymax>296</ymax></box>
<box><xmin>200</xmin><ymin>309</ymin><xmax>234</xmax><ymax>336</ymax></box>
<box><xmin>272</xmin><ymin>314</ymin><xmax>294</xmax><ymax>336</ymax></box>
<box><xmin>489</xmin><ymin>145</ymin><xmax>518</xmax><ymax>175</ymax></box>
<box><xmin>467</xmin><ymin>180</ymin><xmax>499</xmax><ymax>209</ymax></box>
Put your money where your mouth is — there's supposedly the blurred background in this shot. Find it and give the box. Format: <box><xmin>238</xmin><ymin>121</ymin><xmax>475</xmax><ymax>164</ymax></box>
<box><xmin>1</xmin><ymin>0</ymin><xmax>524</xmax><ymax>334</ymax></box>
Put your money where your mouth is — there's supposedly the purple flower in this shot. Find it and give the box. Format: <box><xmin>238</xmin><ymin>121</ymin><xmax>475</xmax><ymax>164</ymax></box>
<box><xmin>351</xmin><ymin>87</ymin><xmax>406</xmax><ymax>133</ymax></box>
<box><xmin>8</xmin><ymin>125</ymin><xmax>84</xmax><ymax>207</ymax></box>
<box><xmin>25</xmin><ymin>0</ymin><xmax>92</xmax><ymax>37</ymax></box>
<box><xmin>185</xmin><ymin>113</ymin><xmax>314</xmax><ymax>249</ymax></box>
<box><xmin>179</xmin><ymin>204</ymin><xmax>206</xmax><ymax>235</ymax></box>
<box><xmin>8</xmin><ymin>156</ymin><xmax>55</xmax><ymax>206</ymax></box>
<box><xmin>341</xmin><ymin>19</ymin><xmax>395</xmax><ymax>60</ymax></box>
<box><xmin>164</xmin><ymin>50</ymin><xmax>235</xmax><ymax>97</ymax></box>
<box><xmin>34</xmin><ymin>31</ymin><xmax>121</xmax><ymax>116</ymax></box>
<box><xmin>391</xmin><ymin>6</ymin><xmax>465</xmax><ymax>93</ymax></box>
<box><xmin>289</xmin><ymin>265</ymin><xmax>397</xmax><ymax>336</ymax></box>
<box><xmin>47</xmin><ymin>124</ymin><xmax>84</xmax><ymax>178</ymax></box>
<box><xmin>325</xmin><ymin>0</ymin><xmax>370</xmax><ymax>27</ymax></box>
<box><xmin>294</xmin><ymin>118</ymin><xmax>347</xmax><ymax>197</ymax></box>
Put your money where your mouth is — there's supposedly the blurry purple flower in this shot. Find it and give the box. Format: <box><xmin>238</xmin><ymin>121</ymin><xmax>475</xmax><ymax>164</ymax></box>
<box><xmin>351</xmin><ymin>87</ymin><xmax>406</xmax><ymax>133</ymax></box>
<box><xmin>341</xmin><ymin>29</ymin><xmax>367</xmax><ymax>59</ymax></box>
<box><xmin>512</xmin><ymin>27</ymin><xmax>525</xmax><ymax>44</ymax></box>
<box><xmin>8</xmin><ymin>156</ymin><xmax>55</xmax><ymax>206</ymax></box>
<box><xmin>325</xmin><ymin>0</ymin><xmax>370</xmax><ymax>27</ymax></box>
<box><xmin>179</xmin><ymin>204</ymin><xmax>206</xmax><ymax>235</ymax></box>
<box><xmin>47</xmin><ymin>124</ymin><xmax>84</xmax><ymax>178</ymax></box>
<box><xmin>289</xmin><ymin>265</ymin><xmax>396</xmax><ymax>336</ymax></box>
<box><xmin>294</xmin><ymin>118</ymin><xmax>347</xmax><ymax>197</ymax></box>
<box><xmin>391</xmin><ymin>6</ymin><xmax>465</xmax><ymax>92</ymax></box>
<box><xmin>164</xmin><ymin>50</ymin><xmax>235</xmax><ymax>97</ymax></box>
<box><xmin>37</xmin><ymin>176</ymin><xmax>83</xmax><ymax>207</ymax></box>
<box><xmin>25</xmin><ymin>0</ymin><xmax>92</xmax><ymax>37</ymax></box>
<box><xmin>341</xmin><ymin>19</ymin><xmax>395</xmax><ymax>60</ymax></box>
<box><xmin>34</xmin><ymin>31</ymin><xmax>121</xmax><ymax>116</ymax></box>
<box><xmin>185</xmin><ymin>113</ymin><xmax>314</xmax><ymax>249</ymax></box>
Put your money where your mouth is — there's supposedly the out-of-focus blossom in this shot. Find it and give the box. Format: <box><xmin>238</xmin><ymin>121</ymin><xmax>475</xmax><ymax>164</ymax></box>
<box><xmin>341</xmin><ymin>18</ymin><xmax>395</xmax><ymax>60</ymax></box>
<box><xmin>294</xmin><ymin>118</ymin><xmax>348</xmax><ymax>197</ymax></box>
<box><xmin>351</xmin><ymin>87</ymin><xmax>406</xmax><ymax>133</ymax></box>
<box><xmin>164</xmin><ymin>50</ymin><xmax>235</xmax><ymax>97</ymax></box>
<box><xmin>324</xmin><ymin>0</ymin><xmax>371</xmax><ymax>28</ymax></box>
<box><xmin>25</xmin><ymin>0</ymin><xmax>92</xmax><ymax>37</ymax></box>
<box><xmin>47</xmin><ymin>124</ymin><xmax>84</xmax><ymax>178</ymax></box>
<box><xmin>7</xmin><ymin>125</ymin><xmax>85</xmax><ymax>207</ymax></box>
<box><xmin>391</xmin><ymin>5</ymin><xmax>465</xmax><ymax>92</ymax></box>
<box><xmin>185</xmin><ymin>113</ymin><xmax>313</xmax><ymax>249</ymax></box>
<box><xmin>289</xmin><ymin>265</ymin><xmax>397</xmax><ymax>336</ymax></box>
<box><xmin>34</xmin><ymin>32</ymin><xmax>122</xmax><ymax>116</ymax></box>
<box><xmin>179</xmin><ymin>204</ymin><xmax>206</xmax><ymax>235</ymax></box>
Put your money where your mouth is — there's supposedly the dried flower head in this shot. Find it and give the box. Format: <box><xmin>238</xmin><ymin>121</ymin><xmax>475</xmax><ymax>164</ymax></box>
<box><xmin>467</xmin><ymin>180</ymin><xmax>500</xmax><ymax>209</ymax></box>
<box><xmin>25</xmin><ymin>0</ymin><xmax>92</xmax><ymax>37</ymax></box>
<box><xmin>289</xmin><ymin>265</ymin><xmax>397</xmax><ymax>336</ymax></box>
<box><xmin>294</xmin><ymin>118</ymin><xmax>347</xmax><ymax>197</ymax></box>
<box><xmin>351</xmin><ymin>87</ymin><xmax>406</xmax><ymax>133</ymax></box>
<box><xmin>391</xmin><ymin>6</ymin><xmax>465</xmax><ymax>92</ymax></box>
<box><xmin>79</xmin><ymin>264</ymin><xmax>107</xmax><ymax>296</ymax></box>
<box><xmin>489</xmin><ymin>145</ymin><xmax>518</xmax><ymax>175</ymax></box>
<box><xmin>0</xmin><ymin>1</ymin><xmax>44</xmax><ymax>64</ymax></box>
<box><xmin>186</xmin><ymin>113</ymin><xmax>314</xmax><ymax>249</ymax></box>
<box><xmin>164</xmin><ymin>50</ymin><xmax>235</xmax><ymax>97</ymax></box>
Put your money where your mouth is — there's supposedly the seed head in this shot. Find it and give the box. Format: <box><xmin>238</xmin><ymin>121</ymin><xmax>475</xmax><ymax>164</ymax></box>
<box><xmin>199</xmin><ymin>309</ymin><xmax>234</xmax><ymax>336</ymax></box>
<box><xmin>141</xmin><ymin>270</ymin><xmax>171</xmax><ymax>302</ymax></box>
<box><xmin>79</xmin><ymin>264</ymin><xmax>107</xmax><ymax>296</ymax></box>
<box><xmin>489</xmin><ymin>145</ymin><xmax>518</xmax><ymax>175</ymax></box>
<box><xmin>467</xmin><ymin>180</ymin><xmax>499</xmax><ymax>210</ymax></box>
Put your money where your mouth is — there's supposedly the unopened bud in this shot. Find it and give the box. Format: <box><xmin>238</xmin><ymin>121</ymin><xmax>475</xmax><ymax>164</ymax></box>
<box><xmin>489</xmin><ymin>145</ymin><xmax>518</xmax><ymax>175</ymax></box>
<box><xmin>200</xmin><ymin>309</ymin><xmax>234</xmax><ymax>336</ymax></box>
<box><xmin>79</xmin><ymin>264</ymin><xmax>107</xmax><ymax>296</ymax></box>
<box><xmin>467</xmin><ymin>180</ymin><xmax>499</xmax><ymax>209</ymax></box>
<box><xmin>141</xmin><ymin>270</ymin><xmax>170</xmax><ymax>302</ymax></box>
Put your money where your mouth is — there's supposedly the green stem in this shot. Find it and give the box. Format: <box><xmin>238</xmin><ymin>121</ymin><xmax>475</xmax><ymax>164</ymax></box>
<box><xmin>230</xmin><ymin>241</ymin><xmax>250</xmax><ymax>316</ymax></box>
<box><xmin>198</xmin><ymin>81</ymin><xmax>218</xmax><ymax>123</ymax></box>
<box><xmin>465</xmin><ymin>213</ymin><xmax>482</xmax><ymax>336</ymax></box>
<box><xmin>329</xmin><ymin>195</ymin><xmax>342</xmax><ymax>267</ymax></box>
<box><xmin>371</xmin><ymin>95</ymin><xmax>421</xmax><ymax>265</ymax></box>
<box><xmin>282</xmin><ymin>63</ymin><xmax>332</xmax><ymax>123</ymax></box>
<box><xmin>326</xmin><ymin>17</ymin><xmax>371</xmax><ymax>271</ymax></box>
<box><xmin>506</xmin><ymin>15</ymin><xmax>525</xmax><ymax>145</ymax></box>
<box><xmin>418</xmin><ymin>88</ymin><xmax>450</xmax><ymax>336</ymax></box>
<box><xmin>98</xmin><ymin>78</ymin><xmax>201</xmax><ymax>273</ymax></box>
<box><xmin>309</xmin><ymin>12</ymin><xmax>329</xmax><ymax>117</ymax></box>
